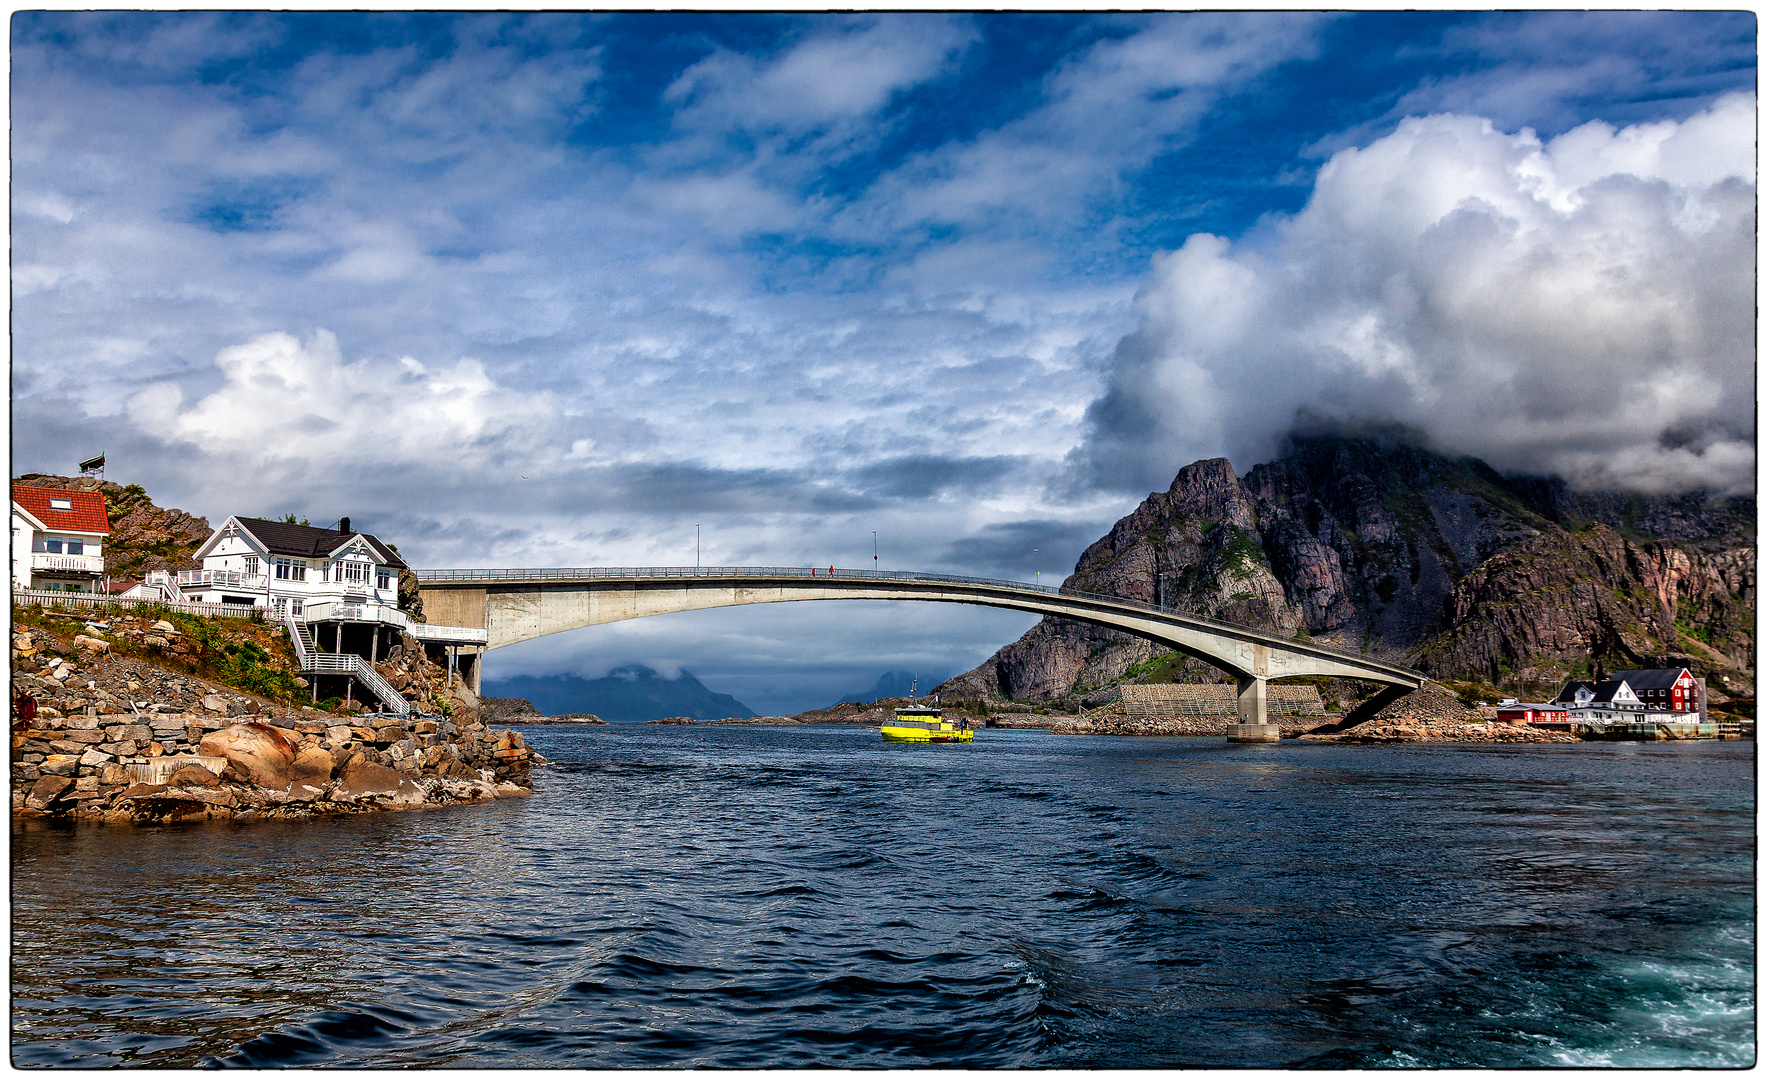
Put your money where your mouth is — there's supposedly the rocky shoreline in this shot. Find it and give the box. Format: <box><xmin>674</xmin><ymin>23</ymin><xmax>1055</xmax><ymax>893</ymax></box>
<box><xmin>12</xmin><ymin>620</ymin><xmax>544</xmax><ymax>825</ymax></box>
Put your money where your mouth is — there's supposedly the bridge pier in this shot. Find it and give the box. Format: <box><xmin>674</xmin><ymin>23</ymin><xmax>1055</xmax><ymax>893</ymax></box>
<box><xmin>1227</xmin><ymin>674</ymin><xmax>1281</xmax><ymax>743</ymax></box>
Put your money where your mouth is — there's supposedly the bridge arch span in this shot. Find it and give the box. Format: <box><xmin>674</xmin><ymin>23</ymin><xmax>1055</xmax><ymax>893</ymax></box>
<box><xmin>414</xmin><ymin>567</ymin><xmax>1424</xmax><ymax>729</ymax></box>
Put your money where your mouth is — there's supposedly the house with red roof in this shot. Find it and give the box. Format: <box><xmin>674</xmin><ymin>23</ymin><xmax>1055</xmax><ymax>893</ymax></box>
<box><xmin>10</xmin><ymin>484</ymin><xmax>111</xmax><ymax>593</ymax></box>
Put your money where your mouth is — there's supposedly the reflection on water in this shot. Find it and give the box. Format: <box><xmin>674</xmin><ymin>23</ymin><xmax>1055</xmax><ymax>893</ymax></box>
<box><xmin>11</xmin><ymin>729</ymin><xmax>1755</xmax><ymax>1067</ymax></box>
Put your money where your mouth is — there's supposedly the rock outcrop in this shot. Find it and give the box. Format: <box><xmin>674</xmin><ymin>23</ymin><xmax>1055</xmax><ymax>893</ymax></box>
<box><xmin>1418</xmin><ymin>527</ymin><xmax>1755</xmax><ymax>693</ymax></box>
<box><xmin>938</xmin><ymin>433</ymin><xmax>1754</xmax><ymax>706</ymax></box>
<box><xmin>14</xmin><ymin>475</ymin><xmax>210</xmax><ymax>581</ymax></box>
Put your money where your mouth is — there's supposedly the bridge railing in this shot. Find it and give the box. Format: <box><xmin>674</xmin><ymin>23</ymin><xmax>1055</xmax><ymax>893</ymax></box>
<box><xmin>412</xmin><ymin>565</ymin><xmax>1423</xmax><ymax>681</ymax></box>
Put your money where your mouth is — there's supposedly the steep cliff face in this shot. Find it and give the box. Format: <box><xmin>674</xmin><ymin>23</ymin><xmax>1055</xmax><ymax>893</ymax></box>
<box><xmin>937</xmin><ymin>435</ymin><xmax>1755</xmax><ymax>703</ymax></box>
<box><xmin>1420</xmin><ymin>527</ymin><xmax>1755</xmax><ymax>693</ymax></box>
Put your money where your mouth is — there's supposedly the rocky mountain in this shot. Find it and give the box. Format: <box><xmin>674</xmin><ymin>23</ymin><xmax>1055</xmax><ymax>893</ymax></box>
<box><xmin>481</xmin><ymin>664</ymin><xmax>756</xmax><ymax>723</ymax></box>
<box><xmin>938</xmin><ymin>433</ymin><xmax>1754</xmax><ymax>703</ymax></box>
<box><xmin>15</xmin><ymin>474</ymin><xmax>212</xmax><ymax>583</ymax></box>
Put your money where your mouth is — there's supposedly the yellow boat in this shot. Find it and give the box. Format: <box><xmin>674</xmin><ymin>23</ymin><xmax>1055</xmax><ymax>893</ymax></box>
<box><xmin>880</xmin><ymin>706</ymin><xmax>974</xmax><ymax>743</ymax></box>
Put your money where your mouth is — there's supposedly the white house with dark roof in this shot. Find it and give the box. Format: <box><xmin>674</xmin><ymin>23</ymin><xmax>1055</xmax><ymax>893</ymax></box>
<box><xmin>186</xmin><ymin>515</ymin><xmax>406</xmax><ymax>620</ymax></box>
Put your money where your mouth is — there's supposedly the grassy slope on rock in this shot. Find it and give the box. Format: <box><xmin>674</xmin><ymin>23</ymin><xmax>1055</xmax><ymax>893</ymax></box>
<box><xmin>15</xmin><ymin>603</ymin><xmax>304</xmax><ymax>704</ymax></box>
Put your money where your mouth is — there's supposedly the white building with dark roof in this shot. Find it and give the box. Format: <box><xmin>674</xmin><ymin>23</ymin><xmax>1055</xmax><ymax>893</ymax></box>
<box><xmin>179</xmin><ymin>514</ymin><xmax>487</xmax><ymax>708</ymax></box>
<box><xmin>185</xmin><ymin>515</ymin><xmax>406</xmax><ymax>620</ymax></box>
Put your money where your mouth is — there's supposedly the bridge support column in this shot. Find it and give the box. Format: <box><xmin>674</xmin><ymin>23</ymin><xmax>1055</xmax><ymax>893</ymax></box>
<box><xmin>1228</xmin><ymin>665</ymin><xmax>1280</xmax><ymax>743</ymax></box>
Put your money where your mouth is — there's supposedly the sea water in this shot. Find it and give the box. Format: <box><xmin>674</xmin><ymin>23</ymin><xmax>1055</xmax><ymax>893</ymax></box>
<box><xmin>10</xmin><ymin>727</ymin><xmax>1754</xmax><ymax>1067</ymax></box>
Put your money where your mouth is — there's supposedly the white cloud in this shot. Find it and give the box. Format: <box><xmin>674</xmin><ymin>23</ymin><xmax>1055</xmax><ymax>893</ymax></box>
<box><xmin>666</xmin><ymin>16</ymin><xmax>974</xmax><ymax>141</ymax></box>
<box><xmin>861</xmin><ymin>14</ymin><xmax>1326</xmax><ymax>236</ymax></box>
<box><xmin>148</xmin><ymin>330</ymin><xmax>556</xmax><ymax>468</ymax></box>
<box><xmin>1080</xmin><ymin>93</ymin><xmax>1757</xmax><ymax>495</ymax></box>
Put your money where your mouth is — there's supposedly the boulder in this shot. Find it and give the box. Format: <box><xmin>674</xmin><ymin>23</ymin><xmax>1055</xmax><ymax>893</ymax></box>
<box><xmin>25</xmin><ymin>775</ymin><xmax>74</xmax><ymax>810</ymax></box>
<box><xmin>332</xmin><ymin>760</ymin><xmax>404</xmax><ymax>800</ymax></box>
<box><xmin>39</xmin><ymin>754</ymin><xmax>79</xmax><ymax>777</ymax></box>
<box><xmin>200</xmin><ymin>695</ymin><xmax>229</xmax><ymax>714</ymax></box>
<box><xmin>166</xmin><ymin>764</ymin><xmax>220</xmax><ymax>787</ymax></box>
<box><xmin>198</xmin><ymin>723</ymin><xmax>298</xmax><ymax>789</ymax></box>
<box><xmin>289</xmin><ymin>745</ymin><xmax>336</xmax><ymax>785</ymax></box>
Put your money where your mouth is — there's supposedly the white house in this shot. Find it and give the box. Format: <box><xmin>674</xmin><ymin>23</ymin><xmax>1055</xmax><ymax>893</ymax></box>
<box><xmin>11</xmin><ymin>484</ymin><xmax>110</xmax><ymax>593</ymax></box>
<box><xmin>184</xmin><ymin>515</ymin><xmax>407</xmax><ymax>621</ymax></box>
<box><xmin>1554</xmin><ymin>678</ymin><xmax>1646</xmax><ymax>722</ymax></box>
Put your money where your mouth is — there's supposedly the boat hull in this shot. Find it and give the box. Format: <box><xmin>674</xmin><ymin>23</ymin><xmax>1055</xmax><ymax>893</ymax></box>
<box><xmin>880</xmin><ymin>724</ymin><xmax>974</xmax><ymax>743</ymax></box>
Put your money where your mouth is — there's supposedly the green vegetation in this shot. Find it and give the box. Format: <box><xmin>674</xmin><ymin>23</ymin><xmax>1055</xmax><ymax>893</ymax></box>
<box><xmin>1219</xmin><ymin>528</ymin><xmax>1264</xmax><ymax>581</ymax></box>
<box><xmin>13</xmin><ymin>601</ymin><xmax>305</xmax><ymax>706</ymax></box>
<box><xmin>279</xmin><ymin>512</ymin><xmax>312</xmax><ymax>526</ymax></box>
<box><xmin>1119</xmin><ymin>650</ymin><xmax>1187</xmax><ymax>684</ymax></box>
<box><xmin>1436</xmin><ymin>677</ymin><xmax>1507</xmax><ymax>708</ymax></box>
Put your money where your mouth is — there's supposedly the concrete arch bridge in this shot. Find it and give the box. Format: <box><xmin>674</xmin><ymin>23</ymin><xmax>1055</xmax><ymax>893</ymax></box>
<box><xmin>413</xmin><ymin>566</ymin><xmax>1425</xmax><ymax>740</ymax></box>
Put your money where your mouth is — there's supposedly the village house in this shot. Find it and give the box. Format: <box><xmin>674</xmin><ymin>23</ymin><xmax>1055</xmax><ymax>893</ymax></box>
<box><xmin>1553</xmin><ymin>678</ymin><xmax>1646</xmax><ymax>723</ymax></box>
<box><xmin>179</xmin><ymin>515</ymin><xmax>405</xmax><ymax>620</ymax></box>
<box><xmin>10</xmin><ymin>484</ymin><xmax>110</xmax><ymax>594</ymax></box>
<box><xmin>157</xmin><ymin>514</ymin><xmax>489</xmax><ymax>706</ymax></box>
<box><xmin>1549</xmin><ymin>668</ymin><xmax>1710</xmax><ymax>734</ymax></box>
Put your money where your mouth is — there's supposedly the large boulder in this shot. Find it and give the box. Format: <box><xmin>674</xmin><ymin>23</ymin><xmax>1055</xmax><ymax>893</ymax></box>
<box><xmin>289</xmin><ymin>745</ymin><xmax>336</xmax><ymax>785</ymax></box>
<box><xmin>332</xmin><ymin>760</ymin><xmax>426</xmax><ymax>806</ymax></box>
<box><xmin>198</xmin><ymin>723</ymin><xmax>298</xmax><ymax>788</ymax></box>
<box><xmin>25</xmin><ymin>775</ymin><xmax>74</xmax><ymax>810</ymax></box>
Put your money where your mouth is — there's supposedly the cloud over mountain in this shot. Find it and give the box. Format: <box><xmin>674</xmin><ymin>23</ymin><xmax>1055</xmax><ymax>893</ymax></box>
<box><xmin>1076</xmin><ymin>92</ymin><xmax>1756</xmax><ymax>496</ymax></box>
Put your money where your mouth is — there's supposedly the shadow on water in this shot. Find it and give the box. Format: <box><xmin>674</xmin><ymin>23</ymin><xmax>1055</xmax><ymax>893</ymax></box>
<box><xmin>11</xmin><ymin>730</ymin><xmax>1755</xmax><ymax>1068</ymax></box>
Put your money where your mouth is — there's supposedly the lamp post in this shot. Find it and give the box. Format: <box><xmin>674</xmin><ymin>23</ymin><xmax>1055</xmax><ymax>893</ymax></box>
<box><xmin>695</xmin><ymin>524</ymin><xmax>701</xmax><ymax>569</ymax></box>
<box><xmin>873</xmin><ymin>531</ymin><xmax>878</xmax><ymax>573</ymax></box>
<box><xmin>1034</xmin><ymin>548</ymin><xmax>1039</xmax><ymax>588</ymax></box>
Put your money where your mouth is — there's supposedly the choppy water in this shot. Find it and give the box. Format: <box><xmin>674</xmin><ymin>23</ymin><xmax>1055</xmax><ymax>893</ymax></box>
<box><xmin>11</xmin><ymin>727</ymin><xmax>1755</xmax><ymax>1068</ymax></box>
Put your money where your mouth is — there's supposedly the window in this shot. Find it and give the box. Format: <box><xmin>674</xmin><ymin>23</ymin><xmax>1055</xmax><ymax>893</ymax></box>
<box><xmin>43</xmin><ymin>540</ymin><xmax>62</xmax><ymax>554</ymax></box>
<box><xmin>274</xmin><ymin>558</ymin><xmax>307</xmax><ymax>581</ymax></box>
<box><xmin>244</xmin><ymin>556</ymin><xmax>260</xmax><ymax>576</ymax></box>
<box><xmin>377</xmin><ymin>570</ymin><xmax>392</xmax><ymax>591</ymax></box>
<box><xmin>66</xmin><ymin>540</ymin><xmax>83</xmax><ymax>555</ymax></box>
<box><xmin>48</xmin><ymin>498</ymin><xmax>71</xmax><ymax>510</ymax></box>
<box><xmin>338</xmin><ymin>561</ymin><xmax>368</xmax><ymax>585</ymax></box>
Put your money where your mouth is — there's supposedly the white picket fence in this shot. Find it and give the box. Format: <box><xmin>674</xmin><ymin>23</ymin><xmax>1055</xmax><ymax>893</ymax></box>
<box><xmin>13</xmin><ymin>589</ymin><xmax>259</xmax><ymax>620</ymax></box>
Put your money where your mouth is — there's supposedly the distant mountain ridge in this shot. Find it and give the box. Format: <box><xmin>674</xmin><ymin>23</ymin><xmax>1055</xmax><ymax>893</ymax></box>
<box><xmin>482</xmin><ymin>664</ymin><xmax>755</xmax><ymax>722</ymax></box>
<box><xmin>936</xmin><ymin>433</ymin><xmax>1754</xmax><ymax>704</ymax></box>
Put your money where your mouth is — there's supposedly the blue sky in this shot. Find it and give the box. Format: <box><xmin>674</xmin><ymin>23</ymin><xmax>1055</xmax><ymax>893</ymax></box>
<box><xmin>11</xmin><ymin>12</ymin><xmax>1755</xmax><ymax>713</ymax></box>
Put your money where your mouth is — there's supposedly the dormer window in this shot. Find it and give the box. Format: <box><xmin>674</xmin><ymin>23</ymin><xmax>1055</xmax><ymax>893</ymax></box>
<box><xmin>48</xmin><ymin>498</ymin><xmax>71</xmax><ymax>510</ymax></box>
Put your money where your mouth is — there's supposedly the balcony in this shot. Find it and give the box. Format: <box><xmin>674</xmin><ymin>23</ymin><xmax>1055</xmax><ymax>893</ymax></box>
<box><xmin>176</xmin><ymin>569</ymin><xmax>262</xmax><ymax>589</ymax></box>
<box><xmin>31</xmin><ymin>552</ymin><xmax>104</xmax><ymax>576</ymax></box>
